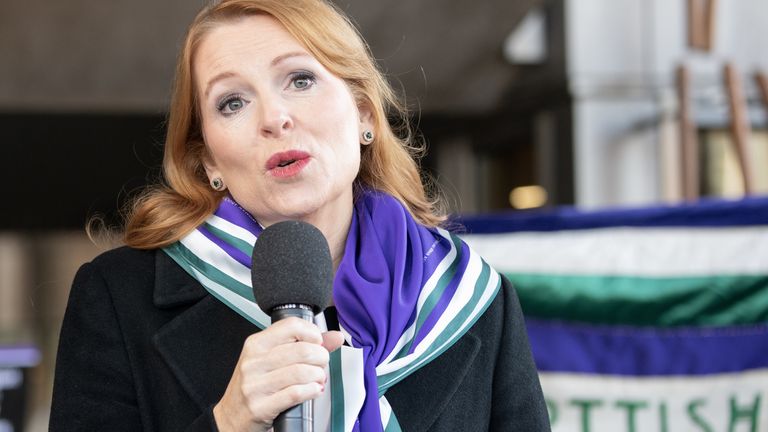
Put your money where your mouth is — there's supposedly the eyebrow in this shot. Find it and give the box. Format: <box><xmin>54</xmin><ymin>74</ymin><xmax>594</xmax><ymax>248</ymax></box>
<box><xmin>203</xmin><ymin>71</ymin><xmax>238</xmax><ymax>99</ymax></box>
<box><xmin>270</xmin><ymin>51</ymin><xmax>311</xmax><ymax>67</ymax></box>
<box><xmin>202</xmin><ymin>52</ymin><xmax>312</xmax><ymax>99</ymax></box>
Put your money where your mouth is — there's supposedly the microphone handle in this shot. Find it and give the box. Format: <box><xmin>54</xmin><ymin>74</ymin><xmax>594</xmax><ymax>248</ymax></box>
<box><xmin>271</xmin><ymin>304</ymin><xmax>315</xmax><ymax>432</ymax></box>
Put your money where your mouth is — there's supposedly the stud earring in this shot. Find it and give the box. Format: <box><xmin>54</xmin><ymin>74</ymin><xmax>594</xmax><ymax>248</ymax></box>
<box><xmin>210</xmin><ymin>177</ymin><xmax>225</xmax><ymax>191</ymax></box>
<box><xmin>361</xmin><ymin>130</ymin><xmax>374</xmax><ymax>144</ymax></box>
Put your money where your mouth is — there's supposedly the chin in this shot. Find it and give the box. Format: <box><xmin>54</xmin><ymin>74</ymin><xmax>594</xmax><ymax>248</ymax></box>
<box><xmin>264</xmin><ymin>193</ymin><xmax>327</xmax><ymax>221</ymax></box>
<box><xmin>246</xmin><ymin>180</ymin><xmax>352</xmax><ymax>223</ymax></box>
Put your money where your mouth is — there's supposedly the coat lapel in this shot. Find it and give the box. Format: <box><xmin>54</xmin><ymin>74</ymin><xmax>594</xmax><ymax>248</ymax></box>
<box><xmin>151</xmin><ymin>251</ymin><xmax>257</xmax><ymax>411</ymax></box>
<box><xmin>386</xmin><ymin>331</ymin><xmax>481</xmax><ymax>431</ymax></box>
<box><xmin>149</xmin><ymin>251</ymin><xmax>481</xmax><ymax>429</ymax></box>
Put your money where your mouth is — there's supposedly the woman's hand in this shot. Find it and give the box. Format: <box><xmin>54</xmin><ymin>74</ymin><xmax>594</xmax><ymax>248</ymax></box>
<box><xmin>213</xmin><ymin>317</ymin><xmax>345</xmax><ymax>432</ymax></box>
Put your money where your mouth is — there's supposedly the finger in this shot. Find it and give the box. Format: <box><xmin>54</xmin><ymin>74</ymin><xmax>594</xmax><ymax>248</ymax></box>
<box><xmin>265</xmin><ymin>382</ymin><xmax>325</xmax><ymax>415</ymax></box>
<box><xmin>322</xmin><ymin>331</ymin><xmax>344</xmax><ymax>352</ymax></box>
<box><xmin>244</xmin><ymin>318</ymin><xmax>323</xmax><ymax>354</ymax></box>
<box><xmin>243</xmin><ymin>381</ymin><xmax>325</xmax><ymax>426</ymax></box>
<box><xmin>262</xmin><ymin>341</ymin><xmax>330</xmax><ymax>369</ymax></box>
<box><xmin>241</xmin><ymin>341</ymin><xmax>331</xmax><ymax>378</ymax></box>
<box><xmin>244</xmin><ymin>363</ymin><xmax>326</xmax><ymax>396</ymax></box>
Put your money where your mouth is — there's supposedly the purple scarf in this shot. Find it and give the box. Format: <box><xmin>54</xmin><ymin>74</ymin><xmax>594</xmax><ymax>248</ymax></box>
<box><xmin>164</xmin><ymin>190</ymin><xmax>501</xmax><ymax>431</ymax></box>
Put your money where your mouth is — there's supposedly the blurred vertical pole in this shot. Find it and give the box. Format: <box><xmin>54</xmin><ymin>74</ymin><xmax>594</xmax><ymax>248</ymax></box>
<box><xmin>723</xmin><ymin>63</ymin><xmax>754</xmax><ymax>195</ymax></box>
<box><xmin>677</xmin><ymin>64</ymin><xmax>699</xmax><ymax>201</ymax></box>
<box><xmin>688</xmin><ymin>0</ymin><xmax>705</xmax><ymax>50</ymax></box>
<box><xmin>702</xmin><ymin>0</ymin><xmax>718</xmax><ymax>51</ymax></box>
<box><xmin>688</xmin><ymin>0</ymin><xmax>716</xmax><ymax>52</ymax></box>
<box><xmin>755</xmin><ymin>71</ymin><xmax>768</xmax><ymax>114</ymax></box>
<box><xmin>437</xmin><ymin>137</ymin><xmax>479</xmax><ymax>213</ymax></box>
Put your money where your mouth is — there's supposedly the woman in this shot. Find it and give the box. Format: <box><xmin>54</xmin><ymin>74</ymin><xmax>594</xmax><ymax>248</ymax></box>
<box><xmin>50</xmin><ymin>0</ymin><xmax>550</xmax><ymax>430</ymax></box>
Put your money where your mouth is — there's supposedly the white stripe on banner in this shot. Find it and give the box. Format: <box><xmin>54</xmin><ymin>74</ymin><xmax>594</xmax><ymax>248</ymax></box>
<box><xmin>540</xmin><ymin>369</ymin><xmax>768</xmax><ymax>432</ymax></box>
<box><xmin>462</xmin><ymin>226</ymin><xmax>768</xmax><ymax>276</ymax></box>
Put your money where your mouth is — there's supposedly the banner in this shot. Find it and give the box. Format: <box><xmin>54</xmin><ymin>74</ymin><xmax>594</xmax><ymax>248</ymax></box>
<box><xmin>459</xmin><ymin>196</ymin><xmax>768</xmax><ymax>432</ymax></box>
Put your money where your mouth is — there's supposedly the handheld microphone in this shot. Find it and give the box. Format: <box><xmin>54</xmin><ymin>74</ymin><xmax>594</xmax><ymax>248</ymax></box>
<box><xmin>251</xmin><ymin>220</ymin><xmax>333</xmax><ymax>432</ymax></box>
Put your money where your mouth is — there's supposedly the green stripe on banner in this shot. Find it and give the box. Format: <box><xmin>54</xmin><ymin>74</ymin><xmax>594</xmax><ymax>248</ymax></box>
<box><xmin>203</xmin><ymin>222</ymin><xmax>254</xmax><ymax>257</ymax></box>
<box><xmin>329</xmin><ymin>349</ymin><xmax>345</xmax><ymax>432</ymax></box>
<box><xmin>507</xmin><ymin>273</ymin><xmax>768</xmax><ymax>326</ymax></box>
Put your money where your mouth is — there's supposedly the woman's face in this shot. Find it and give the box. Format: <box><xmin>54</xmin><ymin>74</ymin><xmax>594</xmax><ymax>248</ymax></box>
<box><xmin>195</xmin><ymin>15</ymin><xmax>372</xmax><ymax>227</ymax></box>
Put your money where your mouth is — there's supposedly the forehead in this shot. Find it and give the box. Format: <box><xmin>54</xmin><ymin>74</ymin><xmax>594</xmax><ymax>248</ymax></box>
<box><xmin>194</xmin><ymin>14</ymin><xmax>309</xmax><ymax>75</ymax></box>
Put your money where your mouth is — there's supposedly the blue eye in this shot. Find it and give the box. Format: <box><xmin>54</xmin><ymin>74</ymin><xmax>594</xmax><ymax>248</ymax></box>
<box><xmin>290</xmin><ymin>72</ymin><xmax>315</xmax><ymax>90</ymax></box>
<box><xmin>217</xmin><ymin>94</ymin><xmax>249</xmax><ymax>115</ymax></box>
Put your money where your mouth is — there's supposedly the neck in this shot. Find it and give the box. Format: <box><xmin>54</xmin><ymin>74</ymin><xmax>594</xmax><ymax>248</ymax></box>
<box><xmin>256</xmin><ymin>195</ymin><xmax>353</xmax><ymax>273</ymax></box>
<box><xmin>307</xmin><ymin>208</ymin><xmax>352</xmax><ymax>273</ymax></box>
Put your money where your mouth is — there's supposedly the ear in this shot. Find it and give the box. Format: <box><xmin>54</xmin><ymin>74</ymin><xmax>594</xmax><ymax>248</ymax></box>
<box><xmin>358</xmin><ymin>103</ymin><xmax>375</xmax><ymax>135</ymax></box>
<box><xmin>200</xmin><ymin>147</ymin><xmax>221</xmax><ymax>183</ymax></box>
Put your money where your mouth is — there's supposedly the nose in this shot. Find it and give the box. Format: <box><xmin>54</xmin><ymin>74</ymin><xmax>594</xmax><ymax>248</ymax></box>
<box><xmin>258</xmin><ymin>94</ymin><xmax>293</xmax><ymax>139</ymax></box>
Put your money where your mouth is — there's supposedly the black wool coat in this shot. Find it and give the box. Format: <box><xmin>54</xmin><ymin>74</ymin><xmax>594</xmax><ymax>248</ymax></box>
<box><xmin>50</xmin><ymin>247</ymin><xmax>551</xmax><ymax>431</ymax></box>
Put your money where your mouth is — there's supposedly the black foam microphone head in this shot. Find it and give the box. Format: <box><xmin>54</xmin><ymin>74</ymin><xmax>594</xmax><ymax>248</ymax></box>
<box><xmin>251</xmin><ymin>220</ymin><xmax>333</xmax><ymax>314</ymax></box>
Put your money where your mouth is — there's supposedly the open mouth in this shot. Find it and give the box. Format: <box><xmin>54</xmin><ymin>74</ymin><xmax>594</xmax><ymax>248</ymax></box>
<box><xmin>266</xmin><ymin>150</ymin><xmax>311</xmax><ymax>178</ymax></box>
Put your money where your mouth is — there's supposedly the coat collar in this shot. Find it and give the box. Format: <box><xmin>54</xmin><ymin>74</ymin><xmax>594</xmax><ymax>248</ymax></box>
<box><xmin>150</xmin><ymin>249</ymin><xmax>481</xmax><ymax>429</ymax></box>
<box><xmin>153</xmin><ymin>250</ymin><xmax>208</xmax><ymax>308</ymax></box>
<box><xmin>386</xmin><ymin>332</ymin><xmax>480</xmax><ymax>431</ymax></box>
<box><xmin>151</xmin><ymin>249</ymin><xmax>253</xmax><ymax>410</ymax></box>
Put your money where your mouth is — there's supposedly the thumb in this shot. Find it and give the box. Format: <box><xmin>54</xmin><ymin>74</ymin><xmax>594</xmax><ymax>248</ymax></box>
<box><xmin>321</xmin><ymin>330</ymin><xmax>345</xmax><ymax>352</ymax></box>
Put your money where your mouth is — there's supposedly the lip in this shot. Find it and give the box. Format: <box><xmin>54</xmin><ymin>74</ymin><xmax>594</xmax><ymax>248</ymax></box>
<box><xmin>265</xmin><ymin>150</ymin><xmax>311</xmax><ymax>178</ymax></box>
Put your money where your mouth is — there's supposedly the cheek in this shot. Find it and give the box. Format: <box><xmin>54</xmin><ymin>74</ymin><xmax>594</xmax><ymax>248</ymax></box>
<box><xmin>312</xmin><ymin>103</ymin><xmax>361</xmax><ymax>167</ymax></box>
<box><xmin>203</xmin><ymin>123</ymin><xmax>248</xmax><ymax>167</ymax></box>
<box><xmin>338</xmin><ymin>140</ymin><xmax>362</xmax><ymax>181</ymax></box>
<box><xmin>333</xmin><ymin>120</ymin><xmax>361</xmax><ymax>166</ymax></box>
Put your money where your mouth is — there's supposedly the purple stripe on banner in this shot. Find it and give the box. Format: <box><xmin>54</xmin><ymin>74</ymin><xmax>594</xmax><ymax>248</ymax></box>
<box><xmin>527</xmin><ymin>319</ymin><xmax>768</xmax><ymax>376</ymax></box>
<box><xmin>0</xmin><ymin>345</ymin><xmax>41</xmax><ymax>367</ymax></box>
<box><xmin>198</xmin><ymin>225</ymin><xmax>252</xmax><ymax>268</ymax></box>
<box><xmin>456</xmin><ymin>195</ymin><xmax>768</xmax><ymax>233</ymax></box>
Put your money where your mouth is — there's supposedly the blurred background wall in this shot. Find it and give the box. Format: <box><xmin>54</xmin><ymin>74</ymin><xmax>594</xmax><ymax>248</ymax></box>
<box><xmin>1</xmin><ymin>0</ymin><xmax>767</xmax><ymax>429</ymax></box>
